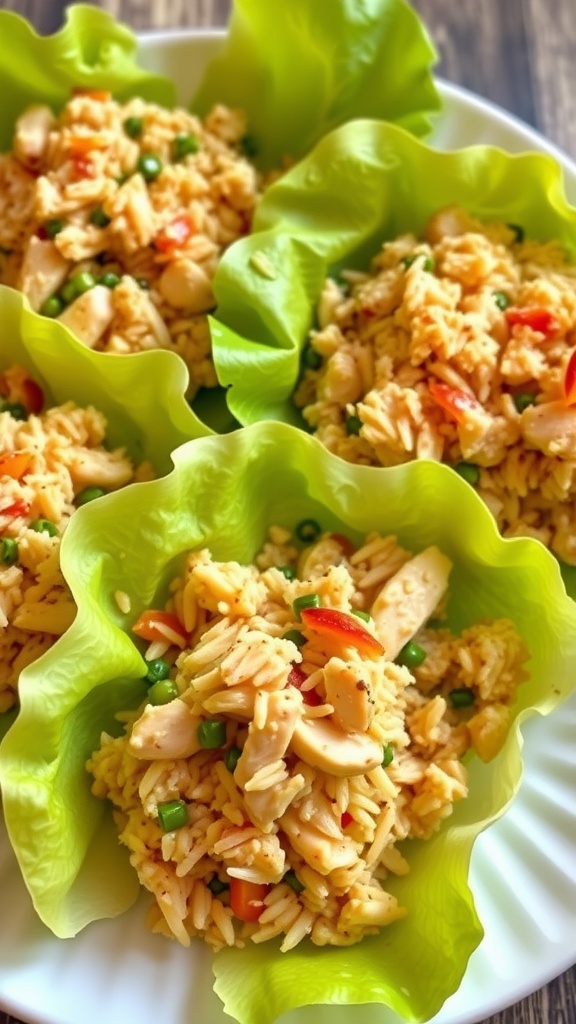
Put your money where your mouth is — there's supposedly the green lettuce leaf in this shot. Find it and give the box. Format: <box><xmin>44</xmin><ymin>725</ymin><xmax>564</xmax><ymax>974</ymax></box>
<box><xmin>0</xmin><ymin>285</ymin><xmax>209</xmax><ymax>742</ymax></box>
<box><xmin>0</xmin><ymin>3</ymin><xmax>175</xmax><ymax>148</ymax></box>
<box><xmin>1</xmin><ymin>423</ymin><xmax>575</xmax><ymax>1022</ymax></box>
<box><xmin>192</xmin><ymin>0</ymin><xmax>440</xmax><ymax>170</ymax></box>
<box><xmin>211</xmin><ymin>119</ymin><xmax>576</xmax><ymax>429</ymax></box>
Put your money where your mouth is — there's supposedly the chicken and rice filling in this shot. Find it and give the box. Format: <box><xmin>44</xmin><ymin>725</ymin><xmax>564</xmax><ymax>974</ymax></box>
<box><xmin>0</xmin><ymin>90</ymin><xmax>262</xmax><ymax>394</ymax></box>
<box><xmin>88</xmin><ymin>524</ymin><xmax>528</xmax><ymax>952</ymax></box>
<box><xmin>295</xmin><ymin>206</ymin><xmax>576</xmax><ymax>564</ymax></box>
<box><xmin>0</xmin><ymin>364</ymin><xmax>153</xmax><ymax>712</ymax></box>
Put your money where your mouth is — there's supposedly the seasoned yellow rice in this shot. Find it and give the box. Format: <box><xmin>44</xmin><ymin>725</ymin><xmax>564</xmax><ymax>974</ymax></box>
<box><xmin>294</xmin><ymin>206</ymin><xmax>576</xmax><ymax>564</ymax></box>
<box><xmin>88</xmin><ymin>525</ymin><xmax>528</xmax><ymax>952</ymax></box>
<box><xmin>0</xmin><ymin>90</ymin><xmax>263</xmax><ymax>394</ymax></box>
<box><xmin>0</xmin><ymin>364</ymin><xmax>153</xmax><ymax>712</ymax></box>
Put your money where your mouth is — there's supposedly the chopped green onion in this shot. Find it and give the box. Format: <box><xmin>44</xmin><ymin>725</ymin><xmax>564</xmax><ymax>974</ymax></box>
<box><xmin>224</xmin><ymin>746</ymin><xmax>242</xmax><ymax>772</ymax></box>
<box><xmin>282</xmin><ymin>629</ymin><xmax>307</xmax><ymax>648</ymax></box>
<box><xmin>90</xmin><ymin>205</ymin><xmax>111</xmax><ymax>228</ymax></box>
<box><xmin>295</xmin><ymin>519</ymin><xmax>321</xmax><ymax>543</ymax></box>
<box><xmin>157</xmin><ymin>799</ymin><xmax>188</xmax><ymax>832</ymax></box>
<box><xmin>99</xmin><ymin>271</ymin><xmax>121</xmax><ymax>289</ymax></box>
<box><xmin>1</xmin><ymin>400</ymin><xmax>28</xmax><ymax>419</ymax></box>
<box><xmin>507</xmin><ymin>223</ymin><xmax>525</xmax><ymax>243</ymax></box>
<box><xmin>514</xmin><ymin>392</ymin><xmax>537</xmax><ymax>413</ymax></box>
<box><xmin>148</xmin><ymin>678</ymin><xmax>178</xmax><ymax>705</ymax></box>
<box><xmin>493</xmin><ymin>290</ymin><xmax>511</xmax><ymax>311</ymax></box>
<box><xmin>351</xmin><ymin>609</ymin><xmax>371</xmax><ymax>622</ymax></box>
<box><xmin>276</xmin><ymin>565</ymin><xmax>296</xmax><ymax>580</ymax></box>
<box><xmin>43</xmin><ymin>218</ymin><xmax>66</xmax><ymax>239</ymax></box>
<box><xmin>382</xmin><ymin>743</ymin><xmax>394</xmax><ymax>768</ymax></box>
<box><xmin>40</xmin><ymin>295</ymin><xmax>64</xmax><ymax>318</ymax></box>
<box><xmin>75</xmin><ymin>486</ymin><xmax>107</xmax><ymax>506</ymax></box>
<box><xmin>396</xmin><ymin>640</ymin><xmax>427</xmax><ymax>669</ymax></box>
<box><xmin>0</xmin><ymin>538</ymin><xmax>18</xmax><ymax>566</ymax></box>
<box><xmin>449</xmin><ymin>687</ymin><xmax>475</xmax><ymax>708</ymax></box>
<box><xmin>345</xmin><ymin>413</ymin><xmax>362</xmax><ymax>436</ymax></box>
<box><xmin>137</xmin><ymin>153</ymin><xmax>163</xmax><ymax>182</ymax></box>
<box><xmin>208</xmin><ymin>875</ymin><xmax>229</xmax><ymax>894</ymax></box>
<box><xmin>293</xmin><ymin>593</ymin><xmax>321</xmax><ymax>620</ymax></box>
<box><xmin>30</xmin><ymin>518</ymin><xmax>58</xmax><ymax>537</ymax></box>
<box><xmin>198</xmin><ymin>719</ymin><xmax>227</xmax><ymax>749</ymax></box>
<box><xmin>144</xmin><ymin>658</ymin><xmax>170</xmax><ymax>685</ymax></box>
<box><xmin>284</xmin><ymin>869</ymin><xmax>305</xmax><ymax>893</ymax></box>
<box><xmin>172</xmin><ymin>132</ymin><xmax>200</xmax><ymax>160</ymax></box>
<box><xmin>454</xmin><ymin>461</ymin><xmax>480</xmax><ymax>486</ymax></box>
<box><xmin>123</xmin><ymin>116</ymin><xmax>144</xmax><ymax>139</ymax></box>
<box><xmin>401</xmin><ymin>253</ymin><xmax>435</xmax><ymax>272</ymax></box>
<box><xmin>302</xmin><ymin>345</ymin><xmax>322</xmax><ymax>370</ymax></box>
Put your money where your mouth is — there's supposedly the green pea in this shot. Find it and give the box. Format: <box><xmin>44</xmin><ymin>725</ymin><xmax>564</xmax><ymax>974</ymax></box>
<box><xmin>60</xmin><ymin>279</ymin><xmax>78</xmax><ymax>305</ymax></box>
<box><xmin>137</xmin><ymin>153</ymin><xmax>163</xmax><ymax>182</ymax></box>
<box><xmin>40</xmin><ymin>295</ymin><xmax>64</xmax><ymax>318</ymax></box>
<box><xmin>90</xmin><ymin>205</ymin><xmax>111</xmax><ymax>228</ymax></box>
<box><xmin>99</xmin><ymin>271</ymin><xmax>121</xmax><ymax>289</ymax></box>
<box><xmin>284</xmin><ymin>869</ymin><xmax>305</xmax><ymax>893</ymax></box>
<box><xmin>0</xmin><ymin>537</ymin><xmax>19</xmax><ymax>566</ymax></box>
<box><xmin>396</xmin><ymin>640</ymin><xmax>427</xmax><ymax>669</ymax></box>
<box><xmin>43</xmin><ymin>218</ymin><xmax>66</xmax><ymax>239</ymax></box>
<box><xmin>123</xmin><ymin>116</ymin><xmax>144</xmax><ymax>139</ymax></box>
<box><xmin>292</xmin><ymin>593</ymin><xmax>322</xmax><ymax>620</ymax></box>
<box><xmin>507</xmin><ymin>223</ymin><xmax>525</xmax><ymax>244</ymax></box>
<box><xmin>345</xmin><ymin>413</ymin><xmax>362</xmax><ymax>436</ymax></box>
<box><xmin>208</xmin><ymin>875</ymin><xmax>229</xmax><ymax>894</ymax></box>
<box><xmin>144</xmin><ymin>658</ymin><xmax>170</xmax><ymax>685</ymax></box>
<box><xmin>30</xmin><ymin>518</ymin><xmax>59</xmax><ymax>537</ymax></box>
<box><xmin>148</xmin><ymin>679</ymin><xmax>178</xmax><ymax>705</ymax></box>
<box><xmin>75</xmin><ymin>486</ymin><xmax>107</xmax><ymax>506</ymax></box>
<box><xmin>295</xmin><ymin>519</ymin><xmax>321</xmax><ymax>543</ymax></box>
<box><xmin>172</xmin><ymin>132</ymin><xmax>200</xmax><ymax>160</ymax></box>
<box><xmin>224</xmin><ymin>746</ymin><xmax>242</xmax><ymax>772</ymax></box>
<box><xmin>449</xmin><ymin>688</ymin><xmax>475</xmax><ymax>709</ymax></box>
<box><xmin>70</xmin><ymin>271</ymin><xmax>96</xmax><ymax>295</ymax></box>
<box><xmin>454</xmin><ymin>461</ymin><xmax>480</xmax><ymax>486</ymax></box>
<box><xmin>198</xmin><ymin>719</ymin><xmax>227</xmax><ymax>749</ymax></box>
<box><xmin>302</xmin><ymin>345</ymin><xmax>322</xmax><ymax>370</ymax></box>
<box><xmin>282</xmin><ymin>629</ymin><xmax>307</xmax><ymax>648</ymax></box>
<box><xmin>276</xmin><ymin>565</ymin><xmax>296</xmax><ymax>580</ymax></box>
<box><xmin>514</xmin><ymin>392</ymin><xmax>536</xmax><ymax>413</ymax></box>
<box><xmin>493</xmin><ymin>290</ymin><xmax>511</xmax><ymax>311</ymax></box>
<box><xmin>157</xmin><ymin>799</ymin><xmax>187</xmax><ymax>832</ymax></box>
<box><xmin>1</xmin><ymin>400</ymin><xmax>28</xmax><ymax>420</ymax></box>
<box><xmin>382</xmin><ymin>744</ymin><xmax>394</xmax><ymax>768</ymax></box>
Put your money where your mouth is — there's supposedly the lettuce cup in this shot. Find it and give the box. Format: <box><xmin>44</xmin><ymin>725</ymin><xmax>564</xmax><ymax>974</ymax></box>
<box><xmin>209</xmin><ymin>120</ymin><xmax>576</xmax><ymax>594</ymax></box>
<box><xmin>1</xmin><ymin>422</ymin><xmax>575</xmax><ymax>1024</ymax></box>
<box><xmin>0</xmin><ymin>1</ymin><xmax>439</xmax><ymax>409</ymax></box>
<box><xmin>0</xmin><ymin>284</ymin><xmax>205</xmax><ymax>733</ymax></box>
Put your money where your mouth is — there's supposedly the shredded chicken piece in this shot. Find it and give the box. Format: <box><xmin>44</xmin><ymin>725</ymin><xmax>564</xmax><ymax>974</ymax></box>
<box><xmin>371</xmin><ymin>546</ymin><xmax>452</xmax><ymax>658</ymax></box>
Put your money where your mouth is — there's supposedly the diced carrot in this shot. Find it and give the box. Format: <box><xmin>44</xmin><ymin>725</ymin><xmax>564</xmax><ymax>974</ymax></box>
<box><xmin>132</xmin><ymin>609</ymin><xmax>189</xmax><ymax>648</ymax></box>
<box><xmin>505</xmin><ymin>306</ymin><xmax>561</xmax><ymax>338</ymax></box>
<box><xmin>72</xmin><ymin>87</ymin><xmax>111</xmax><ymax>102</ymax></box>
<box><xmin>428</xmin><ymin>380</ymin><xmax>481</xmax><ymax>424</ymax></box>
<box><xmin>229</xmin><ymin>878</ymin><xmax>270</xmax><ymax>923</ymax></box>
<box><xmin>0</xmin><ymin>451</ymin><xmax>34</xmax><ymax>480</ymax></box>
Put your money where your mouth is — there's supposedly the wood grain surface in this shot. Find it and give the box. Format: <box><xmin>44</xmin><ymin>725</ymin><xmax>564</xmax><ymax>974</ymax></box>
<box><xmin>0</xmin><ymin>2</ymin><xmax>574</xmax><ymax>1024</ymax></box>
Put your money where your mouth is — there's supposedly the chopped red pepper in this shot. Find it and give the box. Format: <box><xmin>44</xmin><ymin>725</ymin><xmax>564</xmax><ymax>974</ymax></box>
<box><xmin>428</xmin><ymin>380</ymin><xmax>481</xmax><ymax>424</ymax></box>
<box><xmin>0</xmin><ymin>451</ymin><xmax>34</xmax><ymax>480</ymax></box>
<box><xmin>71</xmin><ymin>154</ymin><xmax>97</xmax><ymax>180</ymax></box>
<box><xmin>505</xmin><ymin>306</ymin><xmax>561</xmax><ymax>338</ymax></box>
<box><xmin>287</xmin><ymin>663</ymin><xmax>322</xmax><ymax>705</ymax></box>
<box><xmin>72</xmin><ymin>87</ymin><xmax>112</xmax><ymax>102</ymax></box>
<box><xmin>300</xmin><ymin>606</ymin><xmax>384</xmax><ymax>657</ymax></box>
<box><xmin>154</xmin><ymin>214</ymin><xmax>195</xmax><ymax>255</ymax></box>
<box><xmin>229</xmin><ymin>878</ymin><xmax>270</xmax><ymax>922</ymax></box>
<box><xmin>329</xmin><ymin>532</ymin><xmax>356</xmax><ymax>558</ymax></box>
<box><xmin>564</xmin><ymin>350</ymin><xmax>576</xmax><ymax>405</ymax></box>
<box><xmin>1</xmin><ymin>498</ymin><xmax>30</xmax><ymax>519</ymax></box>
<box><xmin>340</xmin><ymin>811</ymin><xmax>355</xmax><ymax>828</ymax></box>
<box><xmin>132</xmin><ymin>609</ymin><xmax>189</xmax><ymax>648</ymax></box>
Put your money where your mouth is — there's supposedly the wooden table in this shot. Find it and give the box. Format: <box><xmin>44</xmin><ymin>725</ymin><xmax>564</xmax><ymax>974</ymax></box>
<box><xmin>0</xmin><ymin>2</ymin><xmax>574</xmax><ymax>1024</ymax></box>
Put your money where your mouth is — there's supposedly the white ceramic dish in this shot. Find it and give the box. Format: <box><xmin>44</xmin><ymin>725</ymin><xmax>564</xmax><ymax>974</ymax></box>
<box><xmin>1</xmin><ymin>29</ymin><xmax>575</xmax><ymax>1024</ymax></box>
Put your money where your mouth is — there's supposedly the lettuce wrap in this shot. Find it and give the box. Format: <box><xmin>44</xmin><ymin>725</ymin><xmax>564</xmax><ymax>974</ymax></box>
<box><xmin>1</xmin><ymin>423</ymin><xmax>575</xmax><ymax>1023</ymax></box>
<box><xmin>0</xmin><ymin>285</ymin><xmax>207</xmax><ymax>738</ymax></box>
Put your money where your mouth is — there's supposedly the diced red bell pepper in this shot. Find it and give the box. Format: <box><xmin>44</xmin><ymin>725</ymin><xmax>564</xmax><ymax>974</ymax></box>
<box><xmin>564</xmin><ymin>349</ymin><xmax>576</xmax><ymax>405</ymax></box>
<box><xmin>71</xmin><ymin>154</ymin><xmax>97</xmax><ymax>180</ymax></box>
<box><xmin>329</xmin><ymin>532</ymin><xmax>356</xmax><ymax>558</ymax></box>
<box><xmin>340</xmin><ymin>811</ymin><xmax>355</xmax><ymax>828</ymax></box>
<box><xmin>1</xmin><ymin>498</ymin><xmax>30</xmax><ymax>519</ymax></box>
<box><xmin>132</xmin><ymin>609</ymin><xmax>189</xmax><ymax>648</ymax></box>
<box><xmin>229</xmin><ymin>878</ymin><xmax>271</xmax><ymax>922</ymax></box>
<box><xmin>428</xmin><ymin>380</ymin><xmax>481</xmax><ymax>424</ymax></box>
<box><xmin>154</xmin><ymin>214</ymin><xmax>195</xmax><ymax>255</ymax></box>
<box><xmin>287</xmin><ymin>663</ymin><xmax>322</xmax><ymax>706</ymax></box>
<box><xmin>300</xmin><ymin>606</ymin><xmax>384</xmax><ymax>657</ymax></box>
<box><xmin>505</xmin><ymin>306</ymin><xmax>561</xmax><ymax>338</ymax></box>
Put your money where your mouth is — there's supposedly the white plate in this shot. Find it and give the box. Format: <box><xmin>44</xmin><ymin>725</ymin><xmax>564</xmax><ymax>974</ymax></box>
<box><xmin>1</xmin><ymin>29</ymin><xmax>576</xmax><ymax>1024</ymax></box>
